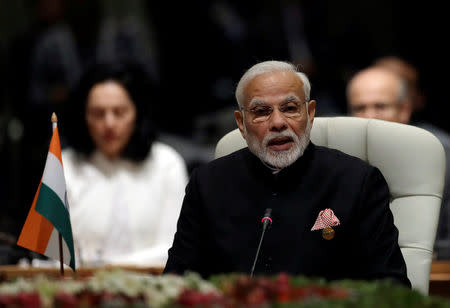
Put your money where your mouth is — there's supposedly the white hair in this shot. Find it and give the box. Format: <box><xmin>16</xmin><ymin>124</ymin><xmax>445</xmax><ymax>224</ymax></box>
<box><xmin>235</xmin><ymin>60</ymin><xmax>311</xmax><ymax>108</ymax></box>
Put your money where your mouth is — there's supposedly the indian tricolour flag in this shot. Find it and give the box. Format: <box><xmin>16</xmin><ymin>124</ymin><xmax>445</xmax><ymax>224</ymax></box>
<box><xmin>17</xmin><ymin>115</ymin><xmax>76</xmax><ymax>270</ymax></box>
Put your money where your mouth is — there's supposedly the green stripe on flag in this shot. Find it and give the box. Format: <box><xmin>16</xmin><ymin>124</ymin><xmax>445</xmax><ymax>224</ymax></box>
<box><xmin>35</xmin><ymin>183</ymin><xmax>76</xmax><ymax>270</ymax></box>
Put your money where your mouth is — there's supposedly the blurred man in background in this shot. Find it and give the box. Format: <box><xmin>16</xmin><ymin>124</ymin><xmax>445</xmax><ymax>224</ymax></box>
<box><xmin>347</xmin><ymin>60</ymin><xmax>450</xmax><ymax>259</ymax></box>
<box><xmin>346</xmin><ymin>66</ymin><xmax>412</xmax><ymax>124</ymax></box>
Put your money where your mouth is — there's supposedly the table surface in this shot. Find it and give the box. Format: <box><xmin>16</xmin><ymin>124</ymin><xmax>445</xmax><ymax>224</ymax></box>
<box><xmin>0</xmin><ymin>264</ymin><xmax>164</xmax><ymax>280</ymax></box>
<box><xmin>429</xmin><ymin>260</ymin><xmax>450</xmax><ymax>298</ymax></box>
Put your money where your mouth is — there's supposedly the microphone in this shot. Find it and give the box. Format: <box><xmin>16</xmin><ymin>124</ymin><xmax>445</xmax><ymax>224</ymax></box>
<box><xmin>250</xmin><ymin>208</ymin><xmax>272</xmax><ymax>277</ymax></box>
<box><xmin>261</xmin><ymin>208</ymin><xmax>273</xmax><ymax>229</ymax></box>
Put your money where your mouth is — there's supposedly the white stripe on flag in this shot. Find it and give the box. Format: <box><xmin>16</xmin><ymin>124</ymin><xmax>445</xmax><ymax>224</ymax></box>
<box><xmin>44</xmin><ymin>228</ymin><xmax>72</xmax><ymax>267</ymax></box>
<box><xmin>42</xmin><ymin>152</ymin><xmax>67</xmax><ymax>209</ymax></box>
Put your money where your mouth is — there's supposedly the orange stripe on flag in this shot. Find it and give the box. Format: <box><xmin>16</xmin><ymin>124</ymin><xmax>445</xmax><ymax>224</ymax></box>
<box><xmin>17</xmin><ymin>182</ymin><xmax>54</xmax><ymax>254</ymax></box>
<box><xmin>48</xmin><ymin>127</ymin><xmax>62</xmax><ymax>164</ymax></box>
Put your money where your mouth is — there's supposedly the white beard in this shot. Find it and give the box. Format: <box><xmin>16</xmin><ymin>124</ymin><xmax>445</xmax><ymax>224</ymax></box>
<box><xmin>245</xmin><ymin>119</ymin><xmax>311</xmax><ymax>169</ymax></box>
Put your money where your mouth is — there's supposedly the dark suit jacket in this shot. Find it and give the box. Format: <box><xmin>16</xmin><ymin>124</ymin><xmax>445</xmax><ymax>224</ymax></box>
<box><xmin>164</xmin><ymin>143</ymin><xmax>411</xmax><ymax>288</ymax></box>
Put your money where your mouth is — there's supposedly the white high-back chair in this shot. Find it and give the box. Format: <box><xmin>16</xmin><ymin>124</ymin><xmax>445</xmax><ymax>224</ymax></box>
<box><xmin>214</xmin><ymin>116</ymin><xmax>445</xmax><ymax>294</ymax></box>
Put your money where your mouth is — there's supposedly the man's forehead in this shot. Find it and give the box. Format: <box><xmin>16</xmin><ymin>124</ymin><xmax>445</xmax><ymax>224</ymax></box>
<box><xmin>243</xmin><ymin>71</ymin><xmax>304</xmax><ymax>105</ymax></box>
<box><xmin>248</xmin><ymin>93</ymin><xmax>301</xmax><ymax>106</ymax></box>
<box><xmin>350</xmin><ymin>69</ymin><xmax>401</xmax><ymax>94</ymax></box>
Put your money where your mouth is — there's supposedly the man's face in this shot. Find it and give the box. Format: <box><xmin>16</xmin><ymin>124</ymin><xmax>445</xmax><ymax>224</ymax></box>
<box><xmin>347</xmin><ymin>68</ymin><xmax>411</xmax><ymax>124</ymax></box>
<box><xmin>235</xmin><ymin>71</ymin><xmax>316</xmax><ymax>168</ymax></box>
<box><xmin>85</xmin><ymin>81</ymin><xmax>137</xmax><ymax>160</ymax></box>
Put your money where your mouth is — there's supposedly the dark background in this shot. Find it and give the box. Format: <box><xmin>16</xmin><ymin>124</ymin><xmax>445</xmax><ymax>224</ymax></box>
<box><xmin>0</xmin><ymin>0</ymin><xmax>449</xmax><ymax>261</ymax></box>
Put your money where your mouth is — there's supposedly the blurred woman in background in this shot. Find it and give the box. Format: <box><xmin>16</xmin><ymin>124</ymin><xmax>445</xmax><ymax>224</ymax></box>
<box><xmin>62</xmin><ymin>61</ymin><xmax>188</xmax><ymax>268</ymax></box>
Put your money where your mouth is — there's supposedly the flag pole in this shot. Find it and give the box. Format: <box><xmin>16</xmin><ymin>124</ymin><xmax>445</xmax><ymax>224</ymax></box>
<box><xmin>58</xmin><ymin>234</ymin><xmax>64</xmax><ymax>276</ymax></box>
<box><xmin>51</xmin><ymin>112</ymin><xmax>64</xmax><ymax>277</ymax></box>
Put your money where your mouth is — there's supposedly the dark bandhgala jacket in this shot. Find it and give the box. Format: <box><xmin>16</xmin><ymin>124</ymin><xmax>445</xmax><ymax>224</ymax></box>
<box><xmin>164</xmin><ymin>143</ymin><xmax>411</xmax><ymax>288</ymax></box>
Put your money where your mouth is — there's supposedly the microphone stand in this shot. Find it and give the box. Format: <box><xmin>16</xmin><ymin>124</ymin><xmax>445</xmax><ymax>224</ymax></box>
<box><xmin>250</xmin><ymin>208</ymin><xmax>272</xmax><ymax>277</ymax></box>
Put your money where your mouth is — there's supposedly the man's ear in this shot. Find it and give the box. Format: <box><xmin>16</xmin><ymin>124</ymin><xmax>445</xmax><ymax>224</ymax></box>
<box><xmin>234</xmin><ymin>110</ymin><xmax>246</xmax><ymax>140</ymax></box>
<box><xmin>398</xmin><ymin>100</ymin><xmax>413</xmax><ymax>125</ymax></box>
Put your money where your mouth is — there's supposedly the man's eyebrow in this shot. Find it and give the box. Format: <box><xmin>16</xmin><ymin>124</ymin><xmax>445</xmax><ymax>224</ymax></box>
<box><xmin>283</xmin><ymin>94</ymin><xmax>301</xmax><ymax>104</ymax></box>
<box><xmin>248</xmin><ymin>98</ymin><xmax>266</xmax><ymax>108</ymax></box>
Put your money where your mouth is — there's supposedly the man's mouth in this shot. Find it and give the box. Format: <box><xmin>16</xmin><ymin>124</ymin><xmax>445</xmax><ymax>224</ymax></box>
<box><xmin>267</xmin><ymin>137</ymin><xmax>294</xmax><ymax>151</ymax></box>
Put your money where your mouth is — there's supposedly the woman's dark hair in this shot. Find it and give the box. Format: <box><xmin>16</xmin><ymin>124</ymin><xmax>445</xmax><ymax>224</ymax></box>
<box><xmin>63</xmin><ymin>61</ymin><xmax>157</xmax><ymax>162</ymax></box>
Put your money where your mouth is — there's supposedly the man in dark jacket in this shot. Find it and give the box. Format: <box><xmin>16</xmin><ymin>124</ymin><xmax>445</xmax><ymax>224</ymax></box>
<box><xmin>164</xmin><ymin>60</ymin><xmax>410</xmax><ymax>288</ymax></box>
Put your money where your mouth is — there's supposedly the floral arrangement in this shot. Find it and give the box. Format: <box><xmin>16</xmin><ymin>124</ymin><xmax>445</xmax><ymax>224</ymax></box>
<box><xmin>0</xmin><ymin>269</ymin><xmax>449</xmax><ymax>308</ymax></box>
<box><xmin>0</xmin><ymin>270</ymin><xmax>216</xmax><ymax>308</ymax></box>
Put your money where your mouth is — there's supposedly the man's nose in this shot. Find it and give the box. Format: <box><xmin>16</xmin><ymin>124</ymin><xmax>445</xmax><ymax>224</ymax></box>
<box><xmin>269</xmin><ymin>108</ymin><xmax>288</xmax><ymax>132</ymax></box>
<box><xmin>104</xmin><ymin>111</ymin><xmax>116</xmax><ymax>127</ymax></box>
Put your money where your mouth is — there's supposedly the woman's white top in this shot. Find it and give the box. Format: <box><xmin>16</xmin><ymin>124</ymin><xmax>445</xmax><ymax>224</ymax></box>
<box><xmin>62</xmin><ymin>142</ymin><xmax>188</xmax><ymax>268</ymax></box>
